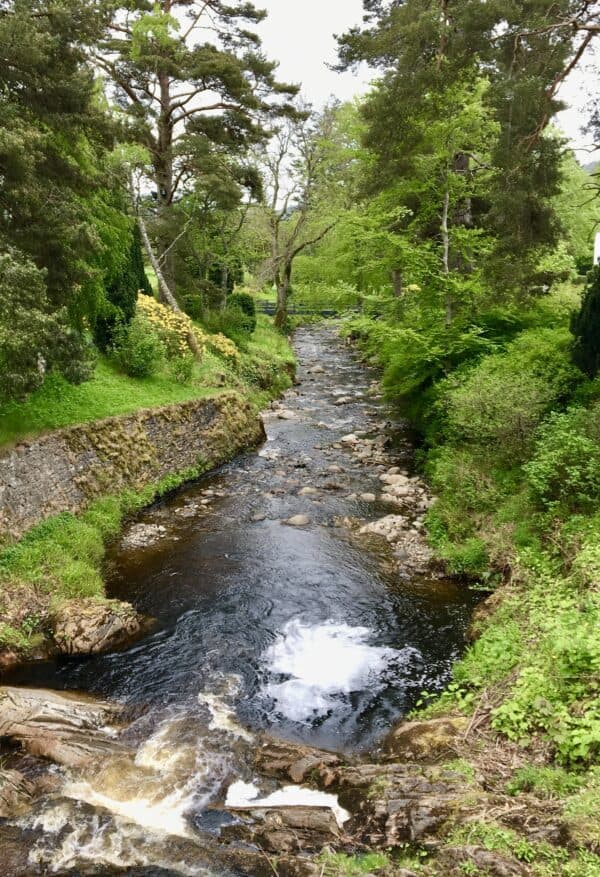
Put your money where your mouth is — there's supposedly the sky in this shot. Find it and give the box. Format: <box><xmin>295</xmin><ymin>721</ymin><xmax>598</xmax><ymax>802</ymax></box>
<box><xmin>256</xmin><ymin>0</ymin><xmax>370</xmax><ymax>106</ymax></box>
<box><xmin>256</xmin><ymin>0</ymin><xmax>598</xmax><ymax>160</ymax></box>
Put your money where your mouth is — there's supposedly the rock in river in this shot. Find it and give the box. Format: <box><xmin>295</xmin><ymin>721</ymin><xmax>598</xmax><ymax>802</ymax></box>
<box><xmin>282</xmin><ymin>515</ymin><xmax>311</xmax><ymax>527</ymax></box>
<box><xmin>52</xmin><ymin>597</ymin><xmax>148</xmax><ymax>656</ymax></box>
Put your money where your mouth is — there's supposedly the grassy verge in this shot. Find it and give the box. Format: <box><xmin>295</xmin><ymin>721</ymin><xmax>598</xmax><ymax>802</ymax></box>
<box><xmin>0</xmin><ymin>315</ymin><xmax>294</xmax><ymax>653</ymax></box>
<box><xmin>0</xmin><ymin>315</ymin><xmax>293</xmax><ymax>447</ymax></box>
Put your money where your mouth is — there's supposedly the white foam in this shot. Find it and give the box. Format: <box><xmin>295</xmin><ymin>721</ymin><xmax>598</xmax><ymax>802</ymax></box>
<box><xmin>197</xmin><ymin>691</ymin><xmax>254</xmax><ymax>741</ymax></box>
<box><xmin>62</xmin><ymin>780</ymin><xmax>193</xmax><ymax>838</ymax></box>
<box><xmin>225</xmin><ymin>780</ymin><xmax>350</xmax><ymax>826</ymax></box>
<box><xmin>261</xmin><ymin>619</ymin><xmax>401</xmax><ymax>721</ymax></box>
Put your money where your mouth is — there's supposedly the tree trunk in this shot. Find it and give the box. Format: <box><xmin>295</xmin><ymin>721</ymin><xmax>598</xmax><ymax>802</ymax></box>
<box><xmin>155</xmin><ymin>66</ymin><xmax>175</xmax><ymax>295</ymax></box>
<box><xmin>392</xmin><ymin>269</ymin><xmax>404</xmax><ymax>298</ymax></box>
<box><xmin>219</xmin><ymin>264</ymin><xmax>229</xmax><ymax>311</ymax></box>
<box><xmin>441</xmin><ymin>188</ymin><xmax>453</xmax><ymax>328</ymax></box>
<box><xmin>274</xmin><ymin>261</ymin><xmax>292</xmax><ymax>329</ymax></box>
<box><xmin>137</xmin><ymin>214</ymin><xmax>202</xmax><ymax>360</ymax></box>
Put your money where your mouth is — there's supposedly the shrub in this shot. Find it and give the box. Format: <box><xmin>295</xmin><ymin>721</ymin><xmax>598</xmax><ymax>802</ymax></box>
<box><xmin>136</xmin><ymin>294</ymin><xmax>206</xmax><ymax>361</ymax></box>
<box><xmin>207</xmin><ymin>332</ymin><xmax>240</xmax><ymax>366</ymax></box>
<box><xmin>167</xmin><ymin>352</ymin><xmax>195</xmax><ymax>384</ymax></box>
<box><xmin>228</xmin><ymin>291</ymin><xmax>257</xmax><ymax>332</ymax></box>
<box><xmin>203</xmin><ymin>304</ymin><xmax>254</xmax><ymax>344</ymax></box>
<box><xmin>440</xmin><ymin>328</ymin><xmax>581</xmax><ymax>460</ymax></box>
<box><xmin>0</xmin><ymin>248</ymin><xmax>93</xmax><ymax>403</ymax></box>
<box><xmin>93</xmin><ymin>224</ymin><xmax>150</xmax><ymax>352</ymax></box>
<box><xmin>113</xmin><ymin>316</ymin><xmax>163</xmax><ymax>378</ymax></box>
<box><xmin>524</xmin><ymin>405</ymin><xmax>600</xmax><ymax>513</ymax></box>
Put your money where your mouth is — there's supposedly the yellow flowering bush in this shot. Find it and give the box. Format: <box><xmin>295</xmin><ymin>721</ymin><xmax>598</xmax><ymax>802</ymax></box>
<box><xmin>136</xmin><ymin>295</ymin><xmax>206</xmax><ymax>360</ymax></box>
<box><xmin>207</xmin><ymin>332</ymin><xmax>241</xmax><ymax>366</ymax></box>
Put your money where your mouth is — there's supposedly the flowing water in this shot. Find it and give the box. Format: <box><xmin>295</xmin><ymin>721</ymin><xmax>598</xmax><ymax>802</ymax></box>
<box><xmin>2</xmin><ymin>326</ymin><xmax>479</xmax><ymax>876</ymax></box>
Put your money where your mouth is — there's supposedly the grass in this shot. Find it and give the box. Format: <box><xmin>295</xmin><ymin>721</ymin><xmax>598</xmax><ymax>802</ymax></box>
<box><xmin>0</xmin><ymin>315</ymin><xmax>293</xmax><ymax>447</ymax></box>
<box><xmin>0</xmin><ymin>465</ymin><xmax>216</xmax><ymax>649</ymax></box>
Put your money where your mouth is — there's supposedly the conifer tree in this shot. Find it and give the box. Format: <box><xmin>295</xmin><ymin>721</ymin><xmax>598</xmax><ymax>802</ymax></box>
<box><xmin>96</xmin><ymin>0</ymin><xmax>297</xmax><ymax>295</ymax></box>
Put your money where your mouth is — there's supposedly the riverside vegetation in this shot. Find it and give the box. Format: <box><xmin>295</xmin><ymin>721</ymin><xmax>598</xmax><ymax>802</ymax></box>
<box><xmin>1</xmin><ymin>1</ymin><xmax>600</xmax><ymax>876</ymax></box>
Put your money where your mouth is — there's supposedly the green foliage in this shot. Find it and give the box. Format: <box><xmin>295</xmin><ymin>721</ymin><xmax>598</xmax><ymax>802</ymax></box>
<box><xmin>113</xmin><ymin>316</ymin><xmax>164</xmax><ymax>378</ymax></box>
<box><xmin>93</xmin><ymin>224</ymin><xmax>151</xmax><ymax>352</ymax></box>
<box><xmin>563</xmin><ymin>768</ymin><xmax>600</xmax><ymax>850</ymax></box>
<box><xmin>228</xmin><ymin>291</ymin><xmax>257</xmax><ymax>332</ymax></box>
<box><xmin>319</xmin><ymin>851</ymin><xmax>391</xmax><ymax>877</ymax></box>
<box><xmin>439</xmin><ymin>328</ymin><xmax>581</xmax><ymax>460</ymax></box>
<box><xmin>524</xmin><ymin>405</ymin><xmax>600</xmax><ymax>514</ymax></box>
<box><xmin>167</xmin><ymin>352</ymin><xmax>195</xmax><ymax>385</ymax></box>
<box><xmin>203</xmin><ymin>303</ymin><xmax>255</xmax><ymax>343</ymax></box>
<box><xmin>506</xmin><ymin>764</ymin><xmax>584</xmax><ymax>798</ymax></box>
<box><xmin>0</xmin><ymin>248</ymin><xmax>94</xmax><ymax>403</ymax></box>
<box><xmin>571</xmin><ymin>267</ymin><xmax>600</xmax><ymax>378</ymax></box>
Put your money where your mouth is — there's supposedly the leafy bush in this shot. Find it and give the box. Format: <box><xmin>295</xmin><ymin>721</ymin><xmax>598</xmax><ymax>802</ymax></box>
<box><xmin>440</xmin><ymin>328</ymin><xmax>581</xmax><ymax>460</ymax></box>
<box><xmin>167</xmin><ymin>352</ymin><xmax>195</xmax><ymax>384</ymax></box>
<box><xmin>113</xmin><ymin>316</ymin><xmax>163</xmax><ymax>378</ymax></box>
<box><xmin>93</xmin><ymin>224</ymin><xmax>151</xmax><ymax>352</ymax></box>
<box><xmin>524</xmin><ymin>405</ymin><xmax>600</xmax><ymax>513</ymax></box>
<box><xmin>207</xmin><ymin>332</ymin><xmax>240</xmax><ymax>366</ymax></box>
<box><xmin>203</xmin><ymin>304</ymin><xmax>254</xmax><ymax>344</ymax></box>
<box><xmin>228</xmin><ymin>291</ymin><xmax>257</xmax><ymax>332</ymax></box>
<box><xmin>0</xmin><ymin>248</ymin><xmax>93</xmax><ymax>402</ymax></box>
<box><xmin>137</xmin><ymin>294</ymin><xmax>206</xmax><ymax>360</ymax></box>
<box><xmin>506</xmin><ymin>764</ymin><xmax>583</xmax><ymax>798</ymax></box>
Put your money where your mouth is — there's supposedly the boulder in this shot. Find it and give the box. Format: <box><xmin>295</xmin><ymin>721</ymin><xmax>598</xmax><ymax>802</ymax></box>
<box><xmin>52</xmin><ymin>598</ymin><xmax>148</xmax><ymax>656</ymax></box>
<box><xmin>222</xmin><ymin>805</ymin><xmax>344</xmax><ymax>854</ymax></box>
<box><xmin>0</xmin><ymin>770</ymin><xmax>35</xmax><ymax>818</ymax></box>
<box><xmin>0</xmin><ymin>686</ymin><xmax>126</xmax><ymax>767</ymax></box>
<box><xmin>383</xmin><ymin>716</ymin><xmax>468</xmax><ymax>760</ymax></box>
<box><xmin>120</xmin><ymin>522</ymin><xmax>168</xmax><ymax>549</ymax></box>
<box><xmin>282</xmin><ymin>515</ymin><xmax>311</xmax><ymax>527</ymax></box>
<box><xmin>254</xmin><ymin>738</ymin><xmax>341</xmax><ymax>784</ymax></box>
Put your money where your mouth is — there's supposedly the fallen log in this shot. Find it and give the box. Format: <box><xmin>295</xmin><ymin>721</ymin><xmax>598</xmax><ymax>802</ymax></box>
<box><xmin>0</xmin><ymin>686</ymin><xmax>126</xmax><ymax>767</ymax></box>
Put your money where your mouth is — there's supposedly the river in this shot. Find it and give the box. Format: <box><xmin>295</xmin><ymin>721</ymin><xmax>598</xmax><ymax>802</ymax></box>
<box><xmin>2</xmin><ymin>325</ymin><xmax>478</xmax><ymax>875</ymax></box>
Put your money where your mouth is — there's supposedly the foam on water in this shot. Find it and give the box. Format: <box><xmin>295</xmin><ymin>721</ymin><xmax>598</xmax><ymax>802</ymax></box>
<box><xmin>225</xmin><ymin>780</ymin><xmax>350</xmax><ymax>826</ymax></box>
<box><xmin>261</xmin><ymin>619</ymin><xmax>406</xmax><ymax>721</ymax></box>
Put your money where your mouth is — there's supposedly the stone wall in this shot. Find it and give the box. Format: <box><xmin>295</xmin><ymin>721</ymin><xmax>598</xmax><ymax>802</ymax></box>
<box><xmin>0</xmin><ymin>392</ymin><xmax>265</xmax><ymax>540</ymax></box>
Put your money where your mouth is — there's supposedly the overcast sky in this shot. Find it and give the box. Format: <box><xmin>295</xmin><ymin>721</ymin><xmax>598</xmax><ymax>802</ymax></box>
<box><xmin>256</xmin><ymin>0</ymin><xmax>369</xmax><ymax>106</ymax></box>
<box><xmin>256</xmin><ymin>0</ymin><xmax>597</xmax><ymax>159</ymax></box>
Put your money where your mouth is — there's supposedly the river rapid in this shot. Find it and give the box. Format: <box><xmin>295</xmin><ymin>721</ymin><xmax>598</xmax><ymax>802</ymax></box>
<box><xmin>2</xmin><ymin>326</ymin><xmax>478</xmax><ymax>876</ymax></box>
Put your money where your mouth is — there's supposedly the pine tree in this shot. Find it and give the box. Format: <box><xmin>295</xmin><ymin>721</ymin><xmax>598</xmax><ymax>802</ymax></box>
<box><xmin>96</xmin><ymin>0</ymin><xmax>297</xmax><ymax>294</ymax></box>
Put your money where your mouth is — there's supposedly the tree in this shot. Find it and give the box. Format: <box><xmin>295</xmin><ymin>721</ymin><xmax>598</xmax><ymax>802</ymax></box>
<box><xmin>255</xmin><ymin>108</ymin><xmax>354</xmax><ymax>327</ymax></box>
<box><xmin>338</xmin><ymin>0</ymin><xmax>599</xmax><ymax>293</ymax></box>
<box><xmin>0</xmin><ymin>0</ymin><xmax>117</xmax><ymax>395</ymax></box>
<box><xmin>571</xmin><ymin>268</ymin><xmax>600</xmax><ymax>377</ymax></box>
<box><xmin>96</xmin><ymin>0</ymin><xmax>297</xmax><ymax>294</ymax></box>
<box><xmin>0</xmin><ymin>250</ymin><xmax>92</xmax><ymax>403</ymax></box>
